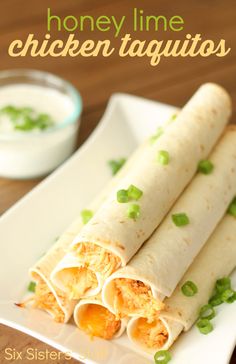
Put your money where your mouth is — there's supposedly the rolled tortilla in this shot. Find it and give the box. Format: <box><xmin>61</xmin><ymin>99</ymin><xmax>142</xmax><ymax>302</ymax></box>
<box><xmin>127</xmin><ymin>214</ymin><xmax>236</xmax><ymax>354</ymax></box>
<box><xmin>51</xmin><ymin>83</ymin><xmax>231</xmax><ymax>299</ymax></box>
<box><xmin>74</xmin><ymin>295</ymin><xmax>127</xmax><ymax>340</ymax></box>
<box><xmin>29</xmin><ymin>224</ymin><xmax>82</xmax><ymax>323</ymax></box>
<box><xmin>102</xmin><ymin>126</ymin><xmax>236</xmax><ymax>319</ymax></box>
<box><xmin>27</xmin><ymin>125</ymin><xmax>168</xmax><ymax>322</ymax></box>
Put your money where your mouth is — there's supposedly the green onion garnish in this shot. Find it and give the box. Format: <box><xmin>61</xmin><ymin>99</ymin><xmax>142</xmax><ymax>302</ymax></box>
<box><xmin>208</xmin><ymin>294</ymin><xmax>223</xmax><ymax>307</ymax></box>
<box><xmin>197</xmin><ymin>160</ymin><xmax>214</xmax><ymax>175</ymax></box>
<box><xmin>127</xmin><ymin>204</ymin><xmax>140</xmax><ymax>220</ymax></box>
<box><xmin>227</xmin><ymin>197</ymin><xmax>236</xmax><ymax>217</ymax></box>
<box><xmin>0</xmin><ymin>105</ymin><xmax>54</xmax><ymax>131</ymax></box>
<box><xmin>1</xmin><ymin>105</ymin><xmax>33</xmax><ymax>121</ymax></box>
<box><xmin>221</xmin><ymin>289</ymin><xmax>236</xmax><ymax>303</ymax></box>
<box><xmin>157</xmin><ymin>150</ymin><xmax>170</xmax><ymax>165</ymax></box>
<box><xmin>28</xmin><ymin>281</ymin><xmax>36</xmax><ymax>293</ymax></box>
<box><xmin>172</xmin><ymin>213</ymin><xmax>190</xmax><ymax>227</ymax></box>
<box><xmin>108</xmin><ymin>158</ymin><xmax>126</xmax><ymax>175</ymax></box>
<box><xmin>81</xmin><ymin>209</ymin><xmax>93</xmax><ymax>224</ymax></box>
<box><xmin>149</xmin><ymin>127</ymin><xmax>164</xmax><ymax>144</ymax></box>
<box><xmin>215</xmin><ymin>277</ymin><xmax>231</xmax><ymax>293</ymax></box>
<box><xmin>127</xmin><ymin>184</ymin><xmax>143</xmax><ymax>201</ymax></box>
<box><xmin>208</xmin><ymin>277</ymin><xmax>232</xmax><ymax>306</ymax></box>
<box><xmin>197</xmin><ymin>276</ymin><xmax>234</xmax><ymax>334</ymax></box>
<box><xmin>181</xmin><ymin>281</ymin><xmax>198</xmax><ymax>297</ymax></box>
<box><xmin>199</xmin><ymin>304</ymin><xmax>215</xmax><ymax>320</ymax></box>
<box><xmin>196</xmin><ymin>319</ymin><xmax>213</xmax><ymax>335</ymax></box>
<box><xmin>170</xmin><ymin>113</ymin><xmax>177</xmax><ymax>121</ymax></box>
<box><xmin>166</xmin><ymin>113</ymin><xmax>178</xmax><ymax>125</ymax></box>
<box><xmin>154</xmin><ymin>350</ymin><xmax>172</xmax><ymax>364</ymax></box>
<box><xmin>117</xmin><ymin>189</ymin><xmax>129</xmax><ymax>203</ymax></box>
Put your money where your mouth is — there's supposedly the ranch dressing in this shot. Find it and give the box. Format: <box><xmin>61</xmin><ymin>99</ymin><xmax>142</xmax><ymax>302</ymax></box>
<box><xmin>0</xmin><ymin>84</ymin><xmax>74</xmax><ymax>133</ymax></box>
<box><xmin>0</xmin><ymin>80</ymin><xmax>81</xmax><ymax>179</ymax></box>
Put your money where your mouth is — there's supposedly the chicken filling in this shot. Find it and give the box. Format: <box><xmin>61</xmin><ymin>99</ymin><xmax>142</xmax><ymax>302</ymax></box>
<box><xmin>132</xmin><ymin>317</ymin><xmax>168</xmax><ymax>349</ymax></box>
<box><xmin>33</xmin><ymin>278</ymin><xmax>65</xmax><ymax>323</ymax></box>
<box><xmin>64</xmin><ymin>242</ymin><xmax>121</xmax><ymax>298</ymax></box>
<box><xmin>113</xmin><ymin>278</ymin><xmax>165</xmax><ymax>320</ymax></box>
<box><xmin>78</xmin><ymin>304</ymin><xmax>121</xmax><ymax>340</ymax></box>
<box><xmin>56</xmin><ymin>266</ymin><xmax>97</xmax><ymax>299</ymax></box>
<box><xmin>73</xmin><ymin>243</ymin><xmax>121</xmax><ymax>278</ymax></box>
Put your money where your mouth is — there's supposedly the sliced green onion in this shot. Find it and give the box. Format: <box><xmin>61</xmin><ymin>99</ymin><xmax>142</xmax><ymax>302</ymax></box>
<box><xmin>208</xmin><ymin>294</ymin><xmax>223</xmax><ymax>307</ymax></box>
<box><xmin>149</xmin><ymin>127</ymin><xmax>164</xmax><ymax>144</ymax></box>
<box><xmin>108</xmin><ymin>158</ymin><xmax>126</xmax><ymax>175</ymax></box>
<box><xmin>181</xmin><ymin>281</ymin><xmax>198</xmax><ymax>297</ymax></box>
<box><xmin>199</xmin><ymin>304</ymin><xmax>215</xmax><ymax>320</ymax></box>
<box><xmin>227</xmin><ymin>197</ymin><xmax>236</xmax><ymax>217</ymax></box>
<box><xmin>154</xmin><ymin>350</ymin><xmax>171</xmax><ymax>364</ymax></box>
<box><xmin>197</xmin><ymin>160</ymin><xmax>214</xmax><ymax>175</ymax></box>
<box><xmin>166</xmin><ymin>113</ymin><xmax>178</xmax><ymax>125</ymax></box>
<box><xmin>172</xmin><ymin>213</ymin><xmax>190</xmax><ymax>227</ymax></box>
<box><xmin>221</xmin><ymin>289</ymin><xmax>236</xmax><ymax>303</ymax></box>
<box><xmin>28</xmin><ymin>281</ymin><xmax>36</xmax><ymax>293</ymax></box>
<box><xmin>157</xmin><ymin>150</ymin><xmax>170</xmax><ymax>165</ymax></box>
<box><xmin>127</xmin><ymin>204</ymin><xmax>140</xmax><ymax>220</ymax></box>
<box><xmin>127</xmin><ymin>184</ymin><xmax>143</xmax><ymax>201</ymax></box>
<box><xmin>117</xmin><ymin>189</ymin><xmax>129</xmax><ymax>203</ymax></box>
<box><xmin>215</xmin><ymin>277</ymin><xmax>231</xmax><ymax>293</ymax></box>
<box><xmin>81</xmin><ymin>209</ymin><xmax>93</xmax><ymax>224</ymax></box>
<box><xmin>196</xmin><ymin>319</ymin><xmax>213</xmax><ymax>335</ymax></box>
<box><xmin>0</xmin><ymin>105</ymin><xmax>54</xmax><ymax>131</ymax></box>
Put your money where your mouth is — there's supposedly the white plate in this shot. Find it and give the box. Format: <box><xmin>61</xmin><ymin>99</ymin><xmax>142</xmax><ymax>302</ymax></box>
<box><xmin>0</xmin><ymin>93</ymin><xmax>235</xmax><ymax>364</ymax></box>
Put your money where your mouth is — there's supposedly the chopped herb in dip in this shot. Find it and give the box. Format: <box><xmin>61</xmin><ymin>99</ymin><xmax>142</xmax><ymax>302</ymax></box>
<box><xmin>0</xmin><ymin>105</ymin><xmax>54</xmax><ymax>131</ymax></box>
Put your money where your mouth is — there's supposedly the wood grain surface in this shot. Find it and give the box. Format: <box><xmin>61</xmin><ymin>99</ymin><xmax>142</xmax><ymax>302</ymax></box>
<box><xmin>0</xmin><ymin>1</ymin><xmax>235</xmax><ymax>363</ymax></box>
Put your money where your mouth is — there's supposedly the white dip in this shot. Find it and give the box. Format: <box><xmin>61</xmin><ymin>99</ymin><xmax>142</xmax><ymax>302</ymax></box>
<box><xmin>0</xmin><ymin>83</ymin><xmax>81</xmax><ymax>179</ymax></box>
<box><xmin>0</xmin><ymin>84</ymin><xmax>74</xmax><ymax>133</ymax></box>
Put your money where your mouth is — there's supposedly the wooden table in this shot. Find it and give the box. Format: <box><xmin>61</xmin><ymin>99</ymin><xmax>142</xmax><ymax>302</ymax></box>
<box><xmin>0</xmin><ymin>1</ymin><xmax>235</xmax><ymax>363</ymax></box>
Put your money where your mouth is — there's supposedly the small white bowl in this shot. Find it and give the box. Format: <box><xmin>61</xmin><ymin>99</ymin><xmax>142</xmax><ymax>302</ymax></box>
<box><xmin>0</xmin><ymin>69</ymin><xmax>82</xmax><ymax>179</ymax></box>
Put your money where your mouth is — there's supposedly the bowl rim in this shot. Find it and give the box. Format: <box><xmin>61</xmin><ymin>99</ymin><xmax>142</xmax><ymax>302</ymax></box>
<box><xmin>0</xmin><ymin>69</ymin><xmax>82</xmax><ymax>141</ymax></box>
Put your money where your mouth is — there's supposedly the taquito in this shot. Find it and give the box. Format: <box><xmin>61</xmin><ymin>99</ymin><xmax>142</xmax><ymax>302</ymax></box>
<box><xmin>51</xmin><ymin>83</ymin><xmax>231</xmax><ymax>299</ymax></box>
<box><xmin>126</xmin><ymin>214</ymin><xmax>236</xmax><ymax>354</ymax></box>
<box><xmin>103</xmin><ymin>126</ymin><xmax>236</xmax><ymax>319</ymax></box>
<box><xmin>74</xmin><ymin>295</ymin><xmax>127</xmax><ymax>339</ymax></box>
<box><xmin>28</xmin><ymin>136</ymin><xmax>152</xmax><ymax>322</ymax></box>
